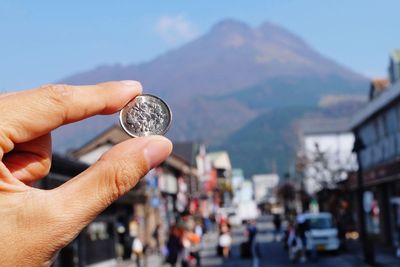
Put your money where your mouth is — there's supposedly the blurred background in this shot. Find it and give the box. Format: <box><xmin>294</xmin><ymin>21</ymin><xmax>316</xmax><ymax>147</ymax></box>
<box><xmin>2</xmin><ymin>1</ymin><xmax>400</xmax><ymax>266</ymax></box>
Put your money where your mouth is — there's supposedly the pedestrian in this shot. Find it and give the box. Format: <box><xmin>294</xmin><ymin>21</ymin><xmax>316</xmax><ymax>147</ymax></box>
<box><xmin>181</xmin><ymin>230</ymin><xmax>198</xmax><ymax>267</ymax></box>
<box><xmin>0</xmin><ymin>81</ymin><xmax>173</xmax><ymax>266</ymax></box>
<box><xmin>246</xmin><ymin>219</ymin><xmax>258</xmax><ymax>246</ymax></box>
<box><xmin>218</xmin><ymin>224</ymin><xmax>232</xmax><ymax>258</ymax></box>
<box><xmin>152</xmin><ymin>223</ymin><xmax>161</xmax><ymax>254</ymax></box>
<box><xmin>194</xmin><ymin>219</ymin><xmax>204</xmax><ymax>239</ymax></box>
<box><xmin>286</xmin><ymin>221</ymin><xmax>302</xmax><ymax>262</ymax></box>
<box><xmin>166</xmin><ymin>226</ymin><xmax>183</xmax><ymax>267</ymax></box>
<box><xmin>296</xmin><ymin>216</ymin><xmax>308</xmax><ymax>263</ymax></box>
<box><xmin>273</xmin><ymin>213</ymin><xmax>282</xmax><ymax>242</ymax></box>
<box><xmin>187</xmin><ymin>229</ymin><xmax>201</xmax><ymax>267</ymax></box>
<box><xmin>132</xmin><ymin>237</ymin><xmax>144</xmax><ymax>267</ymax></box>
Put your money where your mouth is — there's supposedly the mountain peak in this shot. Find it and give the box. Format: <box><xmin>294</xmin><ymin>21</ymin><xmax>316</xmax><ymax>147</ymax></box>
<box><xmin>258</xmin><ymin>21</ymin><xmax>306</xmax><ymax>44</ymax></box>
<box><xmin>211</xmin><ymin>18</ymin><xmax>251</xmax><ymax>34</ymax></box>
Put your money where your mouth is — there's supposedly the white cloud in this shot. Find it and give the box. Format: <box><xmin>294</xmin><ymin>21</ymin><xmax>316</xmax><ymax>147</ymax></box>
<box><xmin>155</xmin><ymin>15</ymin><xmax>198</xmax><ymax>44</ymax></box>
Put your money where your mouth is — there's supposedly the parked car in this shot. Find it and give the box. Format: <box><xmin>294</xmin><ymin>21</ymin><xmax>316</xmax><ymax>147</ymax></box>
<box><xmin>296</xmin><ymin>212</ymin><xmax>340</xmax><ymax>252</ymax></box>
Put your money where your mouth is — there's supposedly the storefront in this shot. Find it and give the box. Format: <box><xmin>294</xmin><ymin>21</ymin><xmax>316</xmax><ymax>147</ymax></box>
<box><xmin>351</xmin><ymin>78</ymin><xmax>400</xmax><ymax>247</ymax></box>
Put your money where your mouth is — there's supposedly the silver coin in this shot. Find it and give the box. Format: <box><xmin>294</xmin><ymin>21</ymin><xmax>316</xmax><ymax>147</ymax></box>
<box><xmin>119</xmin><ymin>94</ymin><xmax>172</xmax><ymax>137</ymax></box>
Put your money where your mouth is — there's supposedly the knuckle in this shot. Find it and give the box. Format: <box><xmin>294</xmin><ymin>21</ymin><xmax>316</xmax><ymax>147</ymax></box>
<box><xmin>97</xmin><ymin>153</ymin><xmax>149</xmax><ymax>205</ymax></box>
<box><xmin>0</xmin><ymin>130</ymin><xmax>14</xmax><ymax>154</ymax></box>
<box><xmin>37</xmin><ymin>156</ymin><xmax>52</xmax><ymax>177</ymax></box>
<box><xmin>100</xmin><ymin>159</ymin><xmax>135</xmax><ymax>202</ymax></box>
<box><xmin>111</xmin><ymin>161</ymin><xmax>132</xmax><ymax>199</ymax></box>
<box><xmin>40</xmin><ymin>84</ymin><xmax>73</xmax><ymax>123</ymax></box>
<box><xmin>40</xmin><ymin>84</ymin><xmax>72</xmax><ymax>107</ymax></box>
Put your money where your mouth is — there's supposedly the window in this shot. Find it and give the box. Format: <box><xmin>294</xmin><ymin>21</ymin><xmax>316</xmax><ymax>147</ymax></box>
<box><xmin>307</xmin><ymin>217</ymin><xmax>334</xmax><ymax>230</ymax></box>
<box><xmin>376</xmin><ymin>116</ymin><xmax>386</xmax><ymax>138</ymax></box>
<box><xmin>385</xmin><ymin>108</ymin><xmax>397</xmax><ymax>135</ymax></box>
<box><xmin>359</xmin><ymin>122</ymin><xmax>376</xmax><ymax>146</ymax></box>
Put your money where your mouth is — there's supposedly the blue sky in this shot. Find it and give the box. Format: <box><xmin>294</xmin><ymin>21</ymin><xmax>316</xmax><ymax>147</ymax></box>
<box><xmin>0</xmin><ymin>0</ymin><xmax>399</xmax><ymax>92</ymax></box>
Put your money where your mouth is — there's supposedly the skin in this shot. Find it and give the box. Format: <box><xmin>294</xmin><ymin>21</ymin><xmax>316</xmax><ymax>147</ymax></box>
<box><xmin>0</xmin><ymin>81</ymin><xmax>172</xmax><ymax>266</ymax></box>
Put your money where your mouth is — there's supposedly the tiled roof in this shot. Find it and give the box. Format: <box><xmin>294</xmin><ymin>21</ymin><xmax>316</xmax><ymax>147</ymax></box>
<box><xmin>72</xmin><ymin>124</ymin><xmax>129</xmax><ymax>157</ymax></box>
<box><xmin>372</xmin><ymin>79</ymin><xmax>389</xmax><ymax>90</ymax></box>
<box><xmin>369</xmin><ymin>79</ymin><xmax>389</xmax><ymax>100</ymax></box>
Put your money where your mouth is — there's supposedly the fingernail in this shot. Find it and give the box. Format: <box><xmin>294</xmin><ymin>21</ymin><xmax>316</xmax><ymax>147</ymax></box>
<box><xmin>119</xmin><ymin>80</ymin><xmax>143</xmax><ymax>96</ymax></box>
<box><xmin>144</xmin><ymin>136</ymin><xmax>173</xmax><ymax>169</ymax></box>
<box><xmin>120</xmin><ymin>80</ymin><xmax>140</xmax><ymax>86</ymax></box>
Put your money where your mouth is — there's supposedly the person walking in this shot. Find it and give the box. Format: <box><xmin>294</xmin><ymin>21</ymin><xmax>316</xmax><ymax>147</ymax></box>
<box><xmin>132</xmin><ymin>237</ymin><xmax>144</xmax><ymax>267</ymax></box>
<box><xmin>273</xmin><ymin>213</ymin><xmax>282</xmax><ymax>242</ymax></box>
<box><xmin>218</xmin><ymin>224</ymin><xmax>232</xmax><ymax>258</ymax></box>
<box><xmin>166</xmin><ymin>226</ymin><xmax>183</xmax><ymax>267</ymax></box>
<box><xmin>286</xmin><ymin>221</ymin><xmax>302</xmax><ymax>262</ymax></box>
<box><xmin>247</xmin><ymin>220</ymin><xmax>258</xmax><ymax>246</ymax></box>
<box><xmin>296</xmin><ymin>217</ymin><xmax>309</xmax><ymax>263</ymax></box>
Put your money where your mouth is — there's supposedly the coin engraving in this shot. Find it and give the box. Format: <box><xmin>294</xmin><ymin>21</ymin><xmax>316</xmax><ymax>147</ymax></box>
<box><xmin>119</xmin><ymin>94</ymin><xmax>171</xmax><ymax>137</ymax></box>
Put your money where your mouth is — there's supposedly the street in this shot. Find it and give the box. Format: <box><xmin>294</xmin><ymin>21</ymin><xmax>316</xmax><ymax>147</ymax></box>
<box><xmin>94</xmin><ymin>215</ymin><xmax>400</xmax><ymax>267</ymax></box>
<box><xmin>201</xmin><ymin>216</ymin><xmax>363</xmax><ymax>267</ymax></box>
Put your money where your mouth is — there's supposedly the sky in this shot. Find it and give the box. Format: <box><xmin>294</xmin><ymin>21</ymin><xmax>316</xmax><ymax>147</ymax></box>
<box><xmin>0</xmin><ymin>0</ymin><xmax>399</xmax><ymax>92</ymax></box>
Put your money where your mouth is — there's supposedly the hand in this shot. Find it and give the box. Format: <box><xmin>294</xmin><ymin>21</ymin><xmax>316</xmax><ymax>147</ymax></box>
<box><xmin>0</xmin><ymin>81</ymin><xmax>172</xmax><ymax>266</ymax></box>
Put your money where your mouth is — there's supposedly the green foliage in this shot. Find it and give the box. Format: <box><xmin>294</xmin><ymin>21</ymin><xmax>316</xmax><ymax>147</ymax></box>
<box><xmin>213</xmin><ymin>106</ymin><xmax>315</xmax><ymax>177</ymax></box>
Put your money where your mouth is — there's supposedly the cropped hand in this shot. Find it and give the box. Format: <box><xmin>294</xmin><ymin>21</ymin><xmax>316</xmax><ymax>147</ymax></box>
<box><xmin>0</xmin><ymin>81</ymin><xmax>172</xmax><ymax>266</ymax></box>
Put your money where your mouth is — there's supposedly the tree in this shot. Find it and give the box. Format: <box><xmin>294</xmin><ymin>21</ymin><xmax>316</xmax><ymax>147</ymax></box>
<box><xmin>277</xmin><ymin>182</ymin><xmax>296</xmax><ymax>215</ymax></box>
<box><xmin>301</xmin><ymin>143</ymin><xmax>356</xmax><ymax>192</ymax></box>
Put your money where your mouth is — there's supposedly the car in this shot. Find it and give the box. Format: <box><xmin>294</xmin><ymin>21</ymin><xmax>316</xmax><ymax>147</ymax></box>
<box><xmin>297</xmin><ymin>212</ymin><xmax>340</xmax><ymax>252</ymax></box>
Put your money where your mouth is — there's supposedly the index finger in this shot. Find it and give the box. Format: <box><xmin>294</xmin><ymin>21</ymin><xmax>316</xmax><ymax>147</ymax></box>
<box><xmin>0</xmin><ymin>81</ymin><xmax>142</xmax><ymax>149</ymax></box>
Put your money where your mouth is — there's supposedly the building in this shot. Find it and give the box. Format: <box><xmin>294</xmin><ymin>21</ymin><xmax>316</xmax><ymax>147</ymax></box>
<box><xmin>240</xmin><ymin>179</ymin><xmax>255</xmax><ymax>202</ymax></box>
<box><xmin>231</xmin><ymin>169</ymin><xmax>253</xmax><ymax>205</ymax></box>
<box><xmin>369</xmin><ymin>79</ymin><xmax>389</xmax><ymax>100</ymax></box>
<box><xmin>351</xmin><ymin>79</ymin><xmax>400</xmax><ymax>246</ymax></box>
<box><xmin>231</xmin><ymin>169</ymin><xmax>245</xmax><ymax>204</ymax></box>
<box><xmin>389</xmin><ymin>49</ymin><xmax>400</xmax><ymax>84</ymax></box>
<box><xmin>350</xmin><ymin>50</ymin><xmax>400</xmax><ymax>248</ymax></box>
<box><xmin>206</xmin><ymin>151</ymin><xmax>233</xmax><ymax>207</ymax></box>
<box><xmin>252</xmin><ymin>173</ymin><xmax>279</xmax><ymax>204</ymax></box>
<box><xmin>69</xmin><ymin>125</ymin><xmax>198</xmax><ymax>265</ymax></box>
<box><xmin>298</xmin><ymin>118</ymin><xmax>357</xmax><ymax>193</ymax></box>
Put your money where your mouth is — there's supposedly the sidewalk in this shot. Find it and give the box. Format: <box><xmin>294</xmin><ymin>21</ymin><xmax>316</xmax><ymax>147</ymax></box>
<box><xmin>88</xmin><ymin>231</ymin><xmax>220</xmax><ymax>267</ymax></box>
<box><xmin>87</xmin><ymin>253</ymin><xmax>166</xmax><ymax>267</ymax></box>
<box><xmin>341</xmin><ymin>240</ymin><xmax>400</xmax><ymax>267</ymax></box>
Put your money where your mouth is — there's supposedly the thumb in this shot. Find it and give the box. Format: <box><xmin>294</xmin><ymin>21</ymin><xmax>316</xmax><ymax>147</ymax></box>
<box><xmin>52</xmin><ymin>135</ymin><xmax>172</xmax><ymax>227</ymax></box>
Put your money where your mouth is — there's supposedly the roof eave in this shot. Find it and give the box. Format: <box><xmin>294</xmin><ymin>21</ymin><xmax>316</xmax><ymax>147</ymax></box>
<box><xmin>350</xmin><ymin>81</ymin><xmax>400</xmax><ymax>130</ymax></box>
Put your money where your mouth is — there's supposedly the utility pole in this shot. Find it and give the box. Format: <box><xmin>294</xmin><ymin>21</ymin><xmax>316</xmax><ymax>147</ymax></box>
<box><xmin>353</xmin><ymin>135</ymin><xmax>375</xmax><ymax>265</ymax></box>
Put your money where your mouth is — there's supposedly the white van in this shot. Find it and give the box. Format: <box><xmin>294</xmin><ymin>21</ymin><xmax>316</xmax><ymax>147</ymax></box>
<box><xmin>297</xmin><ymin>212</ymin><xmax>340</xmax><ymax>252</ymax></box>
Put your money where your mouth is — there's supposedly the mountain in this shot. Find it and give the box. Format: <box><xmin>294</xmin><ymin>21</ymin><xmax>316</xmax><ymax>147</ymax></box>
<box><xmin>213</xmin><ymin>106</ymin><xmax>314</xmax><ymax>176</ymax></box>
<box><xmin>54</xmin><ymin>19</ymin><xmax>368</xmax><ymax>175</ymax></box>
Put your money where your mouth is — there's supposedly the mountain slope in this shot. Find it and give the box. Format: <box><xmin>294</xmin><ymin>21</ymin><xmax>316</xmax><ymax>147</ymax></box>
<box><xmin>54</xmin><ymin>19</ymin><xmax>368</xmax><ymax>175</ymax></box>
<box><xmin>62</xmin><ymin>19</ymin><xmax>364</xmax><ymax>99</ymax></box>
<box><xmin>213</xmin><ymin>106</ymin><xmax>313</xmax><ymax>176</ymax></box>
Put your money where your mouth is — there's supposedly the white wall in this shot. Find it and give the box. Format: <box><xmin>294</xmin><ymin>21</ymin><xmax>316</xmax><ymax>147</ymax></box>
<box><xmin>78</xmin><ymin>144</ymin><xmax>113</xmax><ymax>164</ymax></box>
